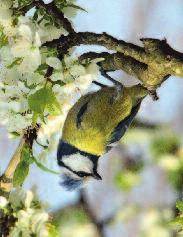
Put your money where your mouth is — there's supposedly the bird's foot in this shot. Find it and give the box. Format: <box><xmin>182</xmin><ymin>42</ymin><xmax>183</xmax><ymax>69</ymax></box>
<box><xmin>148</xmin><ymin>89</ymin><xmax>159</xmax><ymax>101</ymax></box>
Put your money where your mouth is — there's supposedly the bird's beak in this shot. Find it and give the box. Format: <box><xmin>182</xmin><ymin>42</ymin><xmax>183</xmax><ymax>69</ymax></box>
<box><xmin>92</xmin><ymin>171</ymin><xmax>102</xmax><ymax>180</ymax></box>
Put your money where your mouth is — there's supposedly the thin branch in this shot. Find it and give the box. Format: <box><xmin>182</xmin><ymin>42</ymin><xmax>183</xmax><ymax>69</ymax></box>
<box><xmin>34</xmin><ymin>1</ymin><xmax>75</xmax><ymax>34</ymax></box>
<box><xmin>0</xmin><ymin>125</ymin><xmax>40</xmax><ymax>197</ymax></box>
<box><xmin>99</xmin><ymin>67</ymin><xmax>122</xmax><ymax>86</ymax></box>
<box><xmin>15</xmin><ymin>0</ymin><xmax>75</xmax><ymax>33</ymax></box>
<box><xmin>0</xmin><ymin>138</ymin><xmax>25</xmax><ymax>197</ymax></box>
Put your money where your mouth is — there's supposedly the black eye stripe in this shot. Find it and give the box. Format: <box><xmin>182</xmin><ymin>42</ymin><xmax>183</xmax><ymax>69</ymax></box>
<box><xmin>59</xmin><ymin>162</ymin><xmax>91</xmax><ymax>178</ymax></box>
<box><xmin>76</xmin><ymin>171</ymin><xmax>92</xmax><ymax>177</ymax></box>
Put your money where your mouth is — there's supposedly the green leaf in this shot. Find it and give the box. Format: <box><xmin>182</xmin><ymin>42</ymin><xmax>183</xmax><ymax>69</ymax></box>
<box><xmin>36</xmin><ymin>63</ymin><xmax>48</xmax><ymax>74</ymax></box>
<box><xmin>13</xmin><ymin>161</ymin><xmax>30</xmax><ymax>187</ymax></box>
<box><xmin>66</xmin><ymin>3</ymin><xmax>87</xmax><ymax>12</ymax></box>
<box><xmin>9</xmin><ymin>131</ymin><xmax>21</xmax><ymax>138</ymax></box>
<box><xmin>7</xmin><ymin>57</ymin><xmax>23</xmax><ymax>69</ymax></box>
<box><xmin>46</xmin><ymin>87</ymin><xmax>61</xmax><ymax>115</ymax></box>
<box><xmin>21</xmin><ymin>145</ymin><xmax>34</xmax><ymax>165</ymax></box>
<box><xmin>12</xmin><ymin>144</ymin><xmax>34</xmax><ymax>187</ymax></box>
<box><xmin>33</xmin><ymin>10</ymin><xmax>39</xmax><ymax>21</ymax></box>
<box><xmin>176</xmin><ymin>200</ymin><xmax>183</xmax><ymax>212</ymax></box>
<box><xmin>31</xmin><ymin>156</ymin><xmax>59</xmax><ymax>175</ymax></box>
<box><xmin>0</xmin><ymin>31</ymin><xmax>8</xmax><ymax>48</ymax></box>
<box><xmin>32</xmin><ymin>112</ymin><xmax>39</xmax><ymax>127</ymax></box>
<box><xmin>47</xmin><ymin>224</ymin><xmax>59</xmax><ymax>237</ymax></box>
<box><xmin>170</xmin><ymin>216</ymin><xmax>183</xmax><ymax>226</ymax></box>
<box><xmin>24</xmin><ymin>80</ymin><xmax>37</xmax><ymax>90</ymax></box>
<box><xmin>28</xmin><ymin>86</ymin><xmax>61</xmax><ymax>119</ymax></box>
<box><xmin>28</xmin><ymin>87</ymin><xmax>47</xmax><ymax>114</ymax></box>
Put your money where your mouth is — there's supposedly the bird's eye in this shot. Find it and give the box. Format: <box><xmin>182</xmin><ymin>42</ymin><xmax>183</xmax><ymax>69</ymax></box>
<box><xmin>77</xmin><ymin>171</ymin><xmax>90</xmax><ymax>178</ymax></box>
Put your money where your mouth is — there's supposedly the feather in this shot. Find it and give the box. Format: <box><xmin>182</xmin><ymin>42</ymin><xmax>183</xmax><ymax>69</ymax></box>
<box><xmin>108</xmin><ymin>102</ymin><xmax>141</xmax><ymax>146</ymax></box>
<box><xmin>60</xmin><ymin>174</ymin><xmax>82</xmax><ymax>191</ymax></box>
<box><xmin>76</xmin><ymin>102</ymin><xmax>88</xmax><ymax>128</ymax></box>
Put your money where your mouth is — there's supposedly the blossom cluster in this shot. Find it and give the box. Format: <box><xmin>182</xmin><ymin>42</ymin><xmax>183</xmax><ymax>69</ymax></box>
<box><xmin>0</xmin><ymin>0</ymin><xmax>99</xmax><ymax>161</ymax></box>
<box><xmin>0</xmin><ymin>189</ymin><xmax>58</xmax><ymax>236</ymax></box>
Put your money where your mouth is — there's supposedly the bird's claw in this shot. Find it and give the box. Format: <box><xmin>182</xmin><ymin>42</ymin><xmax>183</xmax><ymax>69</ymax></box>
<box><xmin>148</xmin><ymin>89</ymin><xmax>159</xmax><ymax>101</ymax></box>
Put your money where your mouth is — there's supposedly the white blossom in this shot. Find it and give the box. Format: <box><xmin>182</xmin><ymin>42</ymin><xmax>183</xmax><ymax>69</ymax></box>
<box><xmin>0</xmin><ymin>46</ymin><xmax>14</xmax><ymax>66</ymax></box>
<box><xmin>0</xmin><ymin>0</ymin><xmax>99</xmax><ymax>140</ymax></box>
<box><xmin>37</xmin><ymin>23</ymin><xmax>66</xmax><ymax>43</ymax></box>
<box><xmin>0</xmin><ymin>196</ymin><xmax>8</xmax><ymax>208</ymax></box>
<box><xmin>8</xmin><ymin>189</ymin><xmax>50</xmax><ymax>237</ymax></box>
<box><xmin>69</xmin><ymin>64</ymin><xmax>86</xmax><ymax>77</ymax></box>
<box><xmin>0</xmin><ymin>1</ymin><xmax>12</xmax><ymax>25</ymax></box>
<box><xmin>50</xmin><ymin>71</ymin><xmax>64</xmax><ymax>82</ymax></box>
<box><xmin>46</xmin><ymin>57</ymin><xmax>62</xmax><ymax>70</ymax></box>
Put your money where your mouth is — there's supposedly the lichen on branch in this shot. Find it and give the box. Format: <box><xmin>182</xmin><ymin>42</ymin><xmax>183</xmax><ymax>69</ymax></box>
<box><xmin>44</xmin><ymin>32</ymin><xmax>183</xmax><ymax>89</ymax></box>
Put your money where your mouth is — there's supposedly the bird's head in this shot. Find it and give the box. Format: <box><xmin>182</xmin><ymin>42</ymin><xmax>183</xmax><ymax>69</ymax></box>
<box><xmin>57</xmin><ymin>140</ymin><xmax>102</xmax><ymax>191</ymax></box>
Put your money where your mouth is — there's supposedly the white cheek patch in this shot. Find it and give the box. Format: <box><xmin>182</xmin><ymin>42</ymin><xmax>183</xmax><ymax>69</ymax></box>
<box><xmin>62</xmin><ymin>153</ymin><xmax>93</xmax><ymax>173</ymax></box>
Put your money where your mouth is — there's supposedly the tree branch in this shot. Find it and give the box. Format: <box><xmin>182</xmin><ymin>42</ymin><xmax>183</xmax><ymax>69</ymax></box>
<box><xmin>43</xmin><ymin>32</ymin><xmax>146</xmax><ymax>61</ymax></box>
<box><xmin>0</xmin><ymin>138</ymin><xmax>25</xmax><ymax>197</ymax></box>
<box><xmin>0</xmin><ymin>118</ymin><xmax>40</xmax><ymax>197</ymax></box>
<box><xmin>43</xmin><ymin>32</ymin><xmax>183</xmax><ymax>90</ymax></box>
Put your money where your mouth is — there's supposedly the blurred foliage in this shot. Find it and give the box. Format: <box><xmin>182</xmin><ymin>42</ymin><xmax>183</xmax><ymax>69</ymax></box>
<box><xmin>47</xmin><ymin>224</ymin><xmax>60</xmax><ymax>237</ymax></box>
<box><xmin>113</xmin><ymin>126</ymin><xmax>183</xmax><ymax>236</ymax></box>
<box><xmin>140</xmin><ymin>209</ymin><xmax>173</xmax><ymax>237</ymax></box>
<box><xmin>170</xmin><ymin>200</ymin><xmax>183</xmax><ymax>235</ymax></box>
<box><xmin>114</xmin><ymin>170</ymin><xmax>141</xmax><ymax>192</ymax></box>
<box><xmin>53</xmin><ymin>206</ymin><xmax>98</xmax><ymax>237</ymax></box>
<box><xmin>150</xmin><ymin>134</ymin><xmax>180</xmax><ymax>159</ymax></box>
<box><xmin>122</xmin><ymin>128</ymin><xmax>153</xmax><ymax>145</ymax></box>
<box><xmin>110</xmin><ymin>205</ymin><xmax>140</xmax><ymax>224</ymax></box>
<box><xmin>54</xmin><ymin>206</ymin><xmax>89</xmax><ymax>226</ymax></box>
<box><xmin>150</xmin><ymin>133</ymin><xmax>183</xmax><ymax>192</ymax></box>
<box><xmin>121</xmin><ymin>127</ymin><xmax>183</xmax><ymax>192</ymax></box>
<box><xmin>113</xmin><ymin>152</ymin><xmax>144</xmax><ymax>192</ymax></box>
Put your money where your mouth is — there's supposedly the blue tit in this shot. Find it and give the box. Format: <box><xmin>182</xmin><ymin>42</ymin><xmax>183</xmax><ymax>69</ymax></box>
<box><xmin>57</xmin><ymin>84</ymin><xmax>147</xmax><ymax>190</ymax></box>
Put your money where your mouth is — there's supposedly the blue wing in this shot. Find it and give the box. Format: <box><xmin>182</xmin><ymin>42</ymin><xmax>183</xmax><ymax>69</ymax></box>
<box><xmin>107</xmin><ymin>102</ymin><xmax>141</xmax><ymax>147</ymax></box>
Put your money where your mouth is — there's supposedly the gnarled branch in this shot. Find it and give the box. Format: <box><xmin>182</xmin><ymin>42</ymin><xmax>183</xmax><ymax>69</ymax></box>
<box><xmin>43</xmin><ymin>32</ymin><xmax>183</xmax><ymax>90</ymax></box>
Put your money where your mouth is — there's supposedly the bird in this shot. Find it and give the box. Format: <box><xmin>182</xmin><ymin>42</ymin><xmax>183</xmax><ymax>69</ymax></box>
<box><xmin>57</xmin><ymin>83</ymin><xmax>147</xmax><ymax>190</ymax></box>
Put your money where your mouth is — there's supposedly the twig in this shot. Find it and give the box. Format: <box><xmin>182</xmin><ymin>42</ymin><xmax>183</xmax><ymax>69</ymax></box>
<box><xmin>34</xmin><ymin>1</ymin><xmax>75</xmax><ymax>34</ymax></box>
<box><xmin>99</xmin><ymin>66</ymin><xmax>121</xmax><ymax>86</ymax></box>
<box><xmin>15</xmin><ymin>0</ymin><xmax>75</xmax><ymax>33</ymax></box>
<box><xmin>0</xmin><ymin>138</ymin><xmax>25</xmax><ymax>197</ymax></box>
